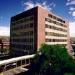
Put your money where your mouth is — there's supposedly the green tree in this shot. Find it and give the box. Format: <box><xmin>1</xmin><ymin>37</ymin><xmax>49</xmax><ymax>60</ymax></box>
<box><xmin>0</xmin><ymin>48</ymin><xmax>9</xmax><ymax>54</ymax></box>
<box><xmin>18</xmin><ymin>44</ymin><xmax>75</xmax><ymax>75</ymax></box>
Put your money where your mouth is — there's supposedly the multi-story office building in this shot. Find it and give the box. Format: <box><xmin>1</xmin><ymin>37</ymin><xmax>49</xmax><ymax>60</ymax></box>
<box><xmin>10</xmin><ymin>6</ymin><xmax>70</xmax><ymax>56</ymax></box>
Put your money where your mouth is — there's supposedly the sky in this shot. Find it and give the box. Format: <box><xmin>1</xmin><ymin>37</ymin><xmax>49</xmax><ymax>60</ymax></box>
<box><xmin>0</xmin><ymin>0</ymin><xmax>75</xmax><ymax>36</ymax></box>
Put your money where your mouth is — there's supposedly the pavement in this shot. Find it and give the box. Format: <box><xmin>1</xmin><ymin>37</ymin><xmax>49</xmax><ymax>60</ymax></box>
<box><xmin>1</xmin><ymin>67</ymin><xmax>28</xmax><ymax>75</ymax></box>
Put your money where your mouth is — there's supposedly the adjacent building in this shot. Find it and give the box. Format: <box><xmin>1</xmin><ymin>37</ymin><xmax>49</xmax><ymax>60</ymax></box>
<box><xmin>0</xmin><ymin>39</ymin><xmax>3</xmax><ymax>49</ymax></box>
<box><xmin>10</xmin><ymin>6</ymin><xmax>70</xmax><ymax>56</ymax></box>
<box><xmin>0</xmin><ymin>36</ymin><xmax>10</xmax><ymax>53</ymax></box>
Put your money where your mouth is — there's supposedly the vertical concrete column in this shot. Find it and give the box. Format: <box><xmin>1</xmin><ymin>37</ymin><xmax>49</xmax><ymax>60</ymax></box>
<box><xmin>3</xmin><ymin>64</ymin><xmax>6</xmax><ymax>73</ymax></box>
<box><xmin>21</xmin><ymin>60</ymin><xmax>22</xmax><ymax>66</ymax></box>
<box><xmin>16</xmin><ymin>62</ymin><xmax>17</xmax><ymax>67</ymax></box>
<box><xmin>29</xmin><ymin>58</ymin><xmax>30</xmax><ymax>64</ymax></box>
<box><xmin>25</xmin><ymin>59</ymin><xmax>26</xmax><ymax>65</ymax></box>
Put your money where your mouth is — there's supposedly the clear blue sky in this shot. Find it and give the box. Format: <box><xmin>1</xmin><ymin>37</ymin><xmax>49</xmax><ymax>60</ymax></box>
<box><xmin>0</xmin><ymin>0</ymin><xmax>74</xmax><ymax>26</ymax></box>
<box><xmin>0</xmin><ymin>0</ymin><xmax>75</xmax><ymax>36</ymax></box>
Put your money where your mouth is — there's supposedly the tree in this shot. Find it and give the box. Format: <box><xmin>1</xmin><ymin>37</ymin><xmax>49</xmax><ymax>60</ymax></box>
<box><xmin>18</xmin><ymin>44</ymin><xmax>75</xmax><ymax>75</ymax></box>
<box><xmin>0</xmin><ymin>48</ymin><xmax>10</xmax><ymax>54</ymax></box>
<box><xmin>34</xmin><ymin>44</ymin><xmax>75</xmax><ymax>75</ymax></box>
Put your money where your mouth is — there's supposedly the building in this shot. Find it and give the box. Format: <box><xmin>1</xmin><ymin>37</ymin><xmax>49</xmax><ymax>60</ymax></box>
<box><xmin>10</xmin><ymin>6</ymin><xmax>70</xmax><ymax>56</ymax></box>
<box><xmin>0</xmin><ymin>39</ymin><xmax>3</xmax><ymax>49</ymax></box>
<box><xmin>0</xmin><ymin>36</ymin><xmax>10</xmax><ymax>54</ymax></box>
<box><xmin>0</xmin><ymin>36</ymin><xmax>10</xmax><ymax>50</ymax></box>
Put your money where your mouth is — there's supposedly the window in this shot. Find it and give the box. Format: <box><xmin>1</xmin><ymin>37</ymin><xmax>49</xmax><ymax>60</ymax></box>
<box><xmin>45</xmin><ymin>18</ymin><xmax>67</xmax><ymax>28</ymax></box>
<box><xmin>45</xmin><ymin>32</ymin><xmax>67</xmax><ymax>37</ymax></box>
<box><xmin>30</xmin><ymin>16</ymin><xmax>34</xmax><ymax>20</ymax></box>
<box><xmin>48</xmin><ymin>14</ymin><xmax>52</xmax><ymax>18</ymax></box>
<box><xmin>45</xmin><ymin>24</ymin><xmax>67</xmax><ymax>32</ymax></box>
<box><xmin>30</xmin><ymin>31</ymin><xmax>33</xmax><ymax>35</ymax></box>
<box><xmin>45</xmin><ymin>39</ymin><xmax>67</xmax><ymax>42</ymax></box>
<box><xmin>30</xmin><ymin>23</ymin><xmax>33</xmax><ymax>27</ymax></box>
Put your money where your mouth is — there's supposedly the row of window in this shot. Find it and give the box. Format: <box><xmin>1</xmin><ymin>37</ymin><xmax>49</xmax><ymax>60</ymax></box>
<box><xmin>12</xmin><ymin>23</ymin><xmax>33</xmax><ymax>30</ymax></box>
<box><xmin>45</xmin><ymin>32</ymin><xmax>67</xmax><ymax>37</ymax></box>
<box><xmin>45</xmin><ymin>39</ymin><xmax>67</xmax><ymax>42</ymax></box>
<box><xmin>12</xmin><ymin>44</ymin><xmax>33</xmax><ymax>50</ymax></box>
<box><xmin>12</xmin><ymin>38</ymin><xmax>33</xmax><ymax>43</ymax></box>
<box><xmin>45</xmin><ymin>24</ymin><xmax>67</xmax><ymax>32</ymax></box>
<box><xmin>12</xmin><ymin>31</ymin><xmax>33</xmax><ymax>37</ymax></box>
<box><xmin>48</xmin><ymin>14</ymin><xmax>65</xmax><ymax>23</ymax></box>
<box><xmin>12</xmin><ymin>16</ymin><xmax>34</xmax><ymax>25</ymax></box>
<box><xmin>45</xmin><ymin>18</ymin><xmax>67</xmax><ymax>28</ymax></box>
